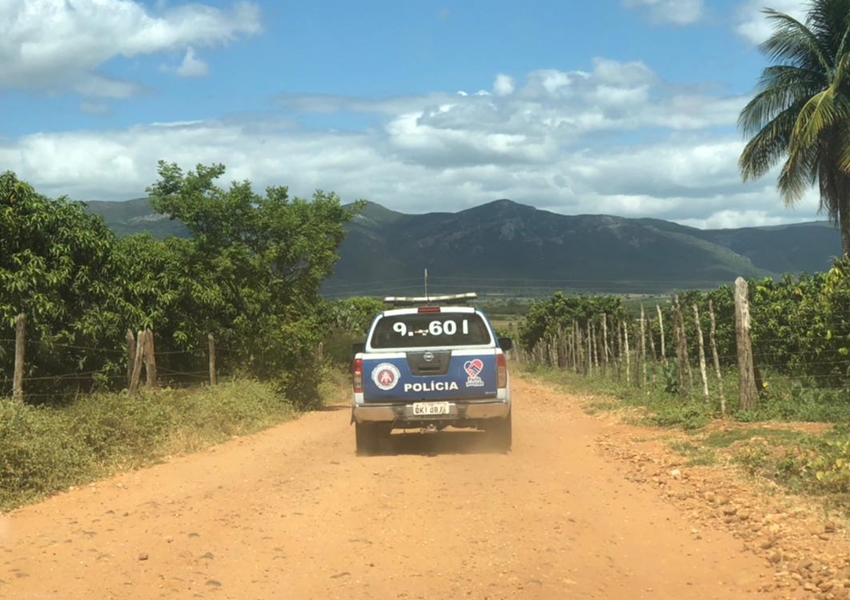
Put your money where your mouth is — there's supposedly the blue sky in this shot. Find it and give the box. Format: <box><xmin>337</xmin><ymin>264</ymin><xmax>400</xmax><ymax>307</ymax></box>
<box><xmin>0</xmin><ymin>0</ymin><xmax>820</xmax><ymax>228</ymax></box>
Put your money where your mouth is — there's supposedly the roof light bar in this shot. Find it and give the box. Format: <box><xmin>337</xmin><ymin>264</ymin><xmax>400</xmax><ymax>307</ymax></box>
<box><xmin>383</xmin><ymin>292</ymin><xmax>477</xmax><ymax>307</ymax></box>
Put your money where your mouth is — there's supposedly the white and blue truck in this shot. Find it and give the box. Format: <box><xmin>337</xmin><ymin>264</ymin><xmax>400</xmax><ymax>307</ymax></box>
<box><xmin>350</xmin><ymin>293</ymin><xmax>513</xmax><ymax>454</ymax></box>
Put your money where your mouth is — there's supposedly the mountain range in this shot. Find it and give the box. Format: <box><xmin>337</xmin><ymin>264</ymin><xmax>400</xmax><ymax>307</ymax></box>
<box><xmin>83</xmin><ymin>197</ymin><xmax>841</xmax><ymax>297</ymax></box>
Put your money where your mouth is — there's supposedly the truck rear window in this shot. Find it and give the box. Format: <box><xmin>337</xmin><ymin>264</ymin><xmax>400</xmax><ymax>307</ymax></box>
<box><xmin>369</xmin><ymin>313</ymin><xmax>493</xmax><ymax>349</ymax></box>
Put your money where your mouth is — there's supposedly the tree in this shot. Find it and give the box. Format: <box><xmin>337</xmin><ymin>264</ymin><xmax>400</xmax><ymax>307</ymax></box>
<box><xmin>146</xmin><ymin>161</ymin><xmax>366</xmax><ymax>405</ymax></box>
<box><xmin>739</xmin><ymin>0</ymin><xmax>850</xmax><ymax>256</ymax></box>
<box><xmin>0</xmin><ymin>172</ymin><xmax>125</xmax><ymax>397</ymax></box>
<box><xmin>518</xmin><ymin>292</ymin><xmax>625</xmax><ymax>351</ymax></box>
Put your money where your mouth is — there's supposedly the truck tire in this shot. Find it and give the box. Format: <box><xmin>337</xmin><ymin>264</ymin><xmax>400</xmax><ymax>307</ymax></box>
<box><xmin>488</xmin><ymin>411</ymin><xmax>512</xmax><ymax>452</ymax></box>
<box><xmin>355</xmin><ymin>422</ymin><xmax>382</xmax><ymax>456</ymax></box>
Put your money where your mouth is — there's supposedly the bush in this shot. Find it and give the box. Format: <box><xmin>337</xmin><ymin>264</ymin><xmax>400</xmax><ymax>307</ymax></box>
<box><xmin>0</xmin><ymin>400</ymin><xmax>91</xmax><ymax>506</ymax></box>
<box><xmin>0</xmin><ymin>379</ymin><xmax>301</xmax><ymax>510</ymax></box>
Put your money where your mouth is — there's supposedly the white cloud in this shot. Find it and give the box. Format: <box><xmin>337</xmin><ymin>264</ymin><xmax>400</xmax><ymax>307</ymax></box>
<box><xmin>0</xmin><ymin>0</ymin><xmax>260</xmax><ymax>96</ymax></box>
<box><xmin>174</xmin><ymin>47</ymin><xmax>209</xmax><ymax>77</ymax></box>
<box><xmin>493</xmin><ymin>74</ymin><xmax>515</xmax><ymax>96</ymax></box>
<box><xmin>736</xmin><ymin>0</ymin><xmax>807</xmax><ymax>45</ymax></box>
<box><xmin>0</xmin><ymin>60</ymin><xmax>825</xmax><ymax>230</ymax></box>
<box><xmin>623</xmin><ymin>0</ymin><xmax>705</xmax><ymax>25</ymax></box>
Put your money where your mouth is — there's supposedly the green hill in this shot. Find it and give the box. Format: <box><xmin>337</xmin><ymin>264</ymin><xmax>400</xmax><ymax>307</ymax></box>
<box><xmin>84</xmin><ymin>197</ymin><xmax>841</xmax><ymax>296</ymax></box>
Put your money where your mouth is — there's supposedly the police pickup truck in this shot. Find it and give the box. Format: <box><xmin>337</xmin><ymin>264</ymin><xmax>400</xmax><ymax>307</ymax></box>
<box><xmin>351</xmin><ymin>293</ymin><xmax>513</xmax><ymax>454</ymax></box>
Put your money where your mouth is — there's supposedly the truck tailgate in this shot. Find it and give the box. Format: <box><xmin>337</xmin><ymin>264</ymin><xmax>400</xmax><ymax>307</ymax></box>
<box><xmin>362</xmin><ymin>350</ymin><xmax>498</xmax><ymax>402</ymax></box>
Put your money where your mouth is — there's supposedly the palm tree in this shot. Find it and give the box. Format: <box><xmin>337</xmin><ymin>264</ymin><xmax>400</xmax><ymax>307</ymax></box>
<box><xmin>739</xmin><ymin>0</ymin><xmax>850</xmax><ymax>257</ymax></box>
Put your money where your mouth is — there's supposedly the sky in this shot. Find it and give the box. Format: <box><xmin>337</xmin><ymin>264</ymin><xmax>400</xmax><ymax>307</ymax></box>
<box><xmin>0</xmin><ymin>0</ymin><xmax>825</xmax><ymax>229</ymax></box>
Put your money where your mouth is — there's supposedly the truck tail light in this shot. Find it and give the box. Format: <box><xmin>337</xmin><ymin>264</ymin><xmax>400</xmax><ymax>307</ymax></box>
<box><xmin>497</xmin><ymin>353</ymin><xmax>508</xmax><ymax>388</ymax></box>
<box><xmin>418</xmin><ymin>306</ymin><xmax>441</xmax><ymax>313</ymax></box>
<box><xmin>353</xmin><ymin>357</ymin><xmax>363</xmax><ymax>393</ymax></box>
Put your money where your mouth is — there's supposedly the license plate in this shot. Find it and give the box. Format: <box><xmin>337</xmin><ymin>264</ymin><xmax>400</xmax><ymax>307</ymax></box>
<box><xmin>412</xmin><ymin>402</ymin><xmax>451</xmax><ymax>416</ymax></box>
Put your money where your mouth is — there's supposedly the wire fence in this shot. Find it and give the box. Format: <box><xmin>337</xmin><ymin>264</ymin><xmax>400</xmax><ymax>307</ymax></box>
<box><xmin>511</xmin><ymin>297</ymin><xmax>850</xmax><ymax>413</ymax></box>
<box><xmin>0</xmin><ymin>325</ymin><xmax>248</xmax><ymax>403</ymax></box>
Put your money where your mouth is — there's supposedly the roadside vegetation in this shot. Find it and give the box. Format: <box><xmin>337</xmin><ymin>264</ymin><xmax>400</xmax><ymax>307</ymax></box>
<box><xmin>0</xmin><ymin>163</ymin><xmax>363</xmax><ymax>406</ymax></box>
<box><xmin>0</xmin><ymin>368</ymin><xmax>352</xmax><ymax>511</ymax></box>
<box><xmin>513</xmin><ymin>260</ymin><xmax>850</xmax><ymax>511</ymax></box>
<box><xmin>0</xmin><ymin>164</ymin><xmax>375</xmax><ymax>510</ymax></box>
<box><xmin>520</xmin><ymin>364</ymin><xmax>850</xmax><ymax>511</ymax></box>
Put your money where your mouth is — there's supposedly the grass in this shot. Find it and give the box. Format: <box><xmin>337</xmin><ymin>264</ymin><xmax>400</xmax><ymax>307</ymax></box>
<box><xmin>0</xmin><ymin>369</ymin><xmax>348</xmax><ymax>511</ymax></box>
<box><xmin>518</xmin><ymin>361</ymin><xmax>850</xmax><ymax>428</ymax></box>
<box><xmin>667</xmin><ymin>440</ymin><xmax>717</xmax><ymax>466</ymax></box>
<box><xmin>519</xmin><ymin>363</ymin><xmax>719</xmax><ymax>430</ymax></box>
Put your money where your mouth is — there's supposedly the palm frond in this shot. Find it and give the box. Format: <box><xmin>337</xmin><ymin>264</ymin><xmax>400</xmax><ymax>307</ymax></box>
<box><xmin>778</xmin><ymin>138</ymin><xmax>821</xmax><ymax>205</ymax></box>
<box><xmin>831</xmin><ymin>98</ymin><xmax>850</xmax><ymax>170</ymax></box>
<box><xmin>738</xmin><ymin>65</ymin><xmax>825</xmax><ymax>135</ymax></box>
<box><xmin>792</xmin><ymin>56</ymin><xmax>850</xmax><ymax>166</ymax></box>
<box><xmin>740</xmin><ymin>100</ymin><xmax>808</xmax><ymax>181</ymax></box>
<box><xmin>760</xmin><ymin>8</ymin><xmax>834</xmax><ymax>72</ymax></box>
<box><xmin>834</xmin><ymin>50</ymin><xmax>850</xmax><ymax>88</ymax></box>
<box><xmin>789</xmin><ymin>89</ymin><xmax>841</xmax><ymax>154</ymax></box>
<box><xmin>808</xmin><ymin>0</ymin><xmax>850</xmax><ymax>59</ymax></box>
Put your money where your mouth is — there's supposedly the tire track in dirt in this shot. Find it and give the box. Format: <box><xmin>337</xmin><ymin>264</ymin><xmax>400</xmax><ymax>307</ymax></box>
<box><xmin>1</xmin><ymin>375</ymin><xmax>785</xmax><ymax>599</ymax></box>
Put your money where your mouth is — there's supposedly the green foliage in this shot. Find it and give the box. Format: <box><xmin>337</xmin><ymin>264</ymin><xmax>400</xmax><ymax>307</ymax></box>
<box><xmin>321</xmin><ymin>296</ymin><xmax>384</xmax><ymax>335</ymax></box>
<box><xmin>732</xmin><ymin>379</ymin><xmax>850</xmax><ymax>423</ymax></box>
<box><xmin>518</xmin><ymin>292</ymin><xmax>625</xmax><ymax>351</ymax></box>
<box><xmin>0</xmin><ymin>380</ymin><xmax>297</xmax><ymax>510</ymax></box>
<box><xmin>0</xmin><ymin>171</ymin><xmax>125</xmax><ymax>398</ymax></box>
<box><xmin>641</xmin><ymin>399</ymin><xmax>714</xmax><ymax>431</ymax></box>
<box><xmin>318</xmin><ymin>296</ymin><xmax>385</xmax><ymax>366</ymax></box>
<box><xmin>722</xmin><ymin>429</ymin><xmax>850</xmax><ymax>501</ymax></box>
<box><xmin>738</xmin><ymin>0</ymin><xmax>850</xmax><ymax>254</ymax></box>
<box><xmin>1</xmin><ymin>165</ymin><xmax>365</xmax><ymax>406</ymax></box>
<box><xmin>747</xmin><ymin>264</ymin><xmax>850</xmax><ymax>387</ymax></box>
<box><xmin>667</xmin><ymin>440</ymin><xmax>717</xmax><ymax>467</ymax></box>
<box><xmin>144</xmin><ymin>161</ymin><xmax>365</xmax><ymax>405</ymax></box>
<box><xmin>0</xmin><ymin>400</ymin><xmax>91</xmax><ymax>502</ymax></box>
<box><xmin>662</xmin><ymin>362</ymin><xmax>679</xmax><ymax>394</ymax></box>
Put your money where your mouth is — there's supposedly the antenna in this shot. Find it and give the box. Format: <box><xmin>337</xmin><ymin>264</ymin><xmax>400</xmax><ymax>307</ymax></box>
<box><xmin>424</xmin><ymin>268</ymin><xmax>429</xmax><ymax>301</ymax></box>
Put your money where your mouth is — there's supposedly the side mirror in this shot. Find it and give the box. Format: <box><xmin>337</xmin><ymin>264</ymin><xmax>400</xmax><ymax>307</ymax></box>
<box><xmin>352</xmin><ymin>342</ymin><xmax>366</xmax><ymax>356</ymax></box>
<box><xmin>498</xmin><ymin>337</ymin><xmax>513</xmax><ymax>351</ymax></box>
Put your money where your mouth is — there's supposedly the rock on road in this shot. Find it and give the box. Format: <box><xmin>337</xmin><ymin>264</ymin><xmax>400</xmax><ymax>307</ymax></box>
<box><xmin>2</xmin><ymin>375</ymin><xmax>780</xmax><ymax>600</ymax></box>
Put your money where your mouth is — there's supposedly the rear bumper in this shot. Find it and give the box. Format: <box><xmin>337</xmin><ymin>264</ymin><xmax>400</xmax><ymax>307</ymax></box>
<box><xmin>352</xmin><ymin>399</ymin><xmax>510</xmax><ymax>424</ymax></box>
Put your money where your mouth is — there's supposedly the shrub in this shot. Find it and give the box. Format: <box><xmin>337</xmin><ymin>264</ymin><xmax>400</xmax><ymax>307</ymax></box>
<box><xmin>0</xmin><ymin>379</ymin><xmax>302</xmax><ymax>510</ymax></box>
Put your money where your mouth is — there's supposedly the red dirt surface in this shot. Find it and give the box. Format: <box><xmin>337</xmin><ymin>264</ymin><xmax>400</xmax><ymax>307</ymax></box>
<box><xmin>0</xmin><ymin>375</ymin><xmax>814</xmax><ymax>599</ymax></box>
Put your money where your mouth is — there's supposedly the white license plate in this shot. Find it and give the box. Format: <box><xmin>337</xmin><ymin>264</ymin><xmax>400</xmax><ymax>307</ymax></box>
<box><xmin>412</xmin><ymin>402</ymin><xmax>451</xmax><ymax>416</ymax></box>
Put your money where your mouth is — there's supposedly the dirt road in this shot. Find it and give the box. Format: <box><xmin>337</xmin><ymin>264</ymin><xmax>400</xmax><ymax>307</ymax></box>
<box><xmin>2</xmin><ymin>375</ymin><xmax>788</xmax><ymax>599</ymax></box>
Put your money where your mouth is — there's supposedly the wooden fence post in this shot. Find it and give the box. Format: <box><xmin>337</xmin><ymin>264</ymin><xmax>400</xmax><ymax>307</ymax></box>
<box><xmin>126</xmin><ymin>330</ymin><xmax>136</xmax><ymax>389</ymax></box>
<box><xmin>708</xmin><ymin>300</ymin><xmax>726</xmax><ymax>416</ymax></box>
<box><xmin>693</xmin><ymin>304</ymin><xmax>710</xmax><ymax>403</ymax></box>
<box><xmin>640</xmin><ymin>306</ymin><xmax>648</xmax><ymax>388</ymax></box>
<box><xmin>13</xmin><ymin>313</ymin><xmax>25</xmax><ymax>403</ymax></box>
<box><xmin>623</xmin><ymin>320</ymin><xmax>631</xmax><ymax>386</ymax></box>
<box><xmin>735</xmin><ymin>277</ymin><xmax>759</xmax><ymax>412</ymax></box>
<box><xmin>673</xmin><ymin>295</ymin><xmax>687</xmax><ymax>396</ymax></box>
<box><xmin>648</xmin><ymin>317</ymin><xmax>658</xmax><ymax>388</ymax></box>
<box><xmin>143</xmin><ymin>330</ymin><xmax>157</xmax><ymax>389</ymax></box>
<box><xmin>656</xmin><ymin>304</ymin><xmax>667</xmax><ymax>363</ymax></box>
<box><xmin>588</xmin><ymin>323</ymin><xmax>599</xmax><ymax>375</ymax></box>
<box><xmin>208</xmin><ymin>333</ymin><xmax>217</xmax><ymax>386</ymax></box>
<box><xmin>602</xmin><ymin>314</ymin><xmax>610</xmax><ymax>374</ymax></box>
<box><xmin>129</xmin><ymin>329</ymin><xmax>145</xmax><ymax>397</ymax></box>
<box><xmin>560</xmin><ymin>327</ymin><xmax>568</xmax><ymax>369</ymax></box>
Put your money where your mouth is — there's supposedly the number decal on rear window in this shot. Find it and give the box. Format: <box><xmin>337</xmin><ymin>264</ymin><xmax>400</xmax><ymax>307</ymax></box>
<box><xmin>371</xmin><ymin>314</ymin><xmax>490</xmax><ymax>349</ymax></box>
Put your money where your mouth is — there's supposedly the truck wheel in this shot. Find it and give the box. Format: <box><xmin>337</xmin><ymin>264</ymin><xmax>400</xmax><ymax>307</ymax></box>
<box><xmin>355</xmin><ymin>422</ymin><xmax>382</xmax><ymax>456</ymax></box>
<box><xmin>488</xmin><ymin>411</ymin><xmax>512</xmax><ymax>452</ymax></box>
